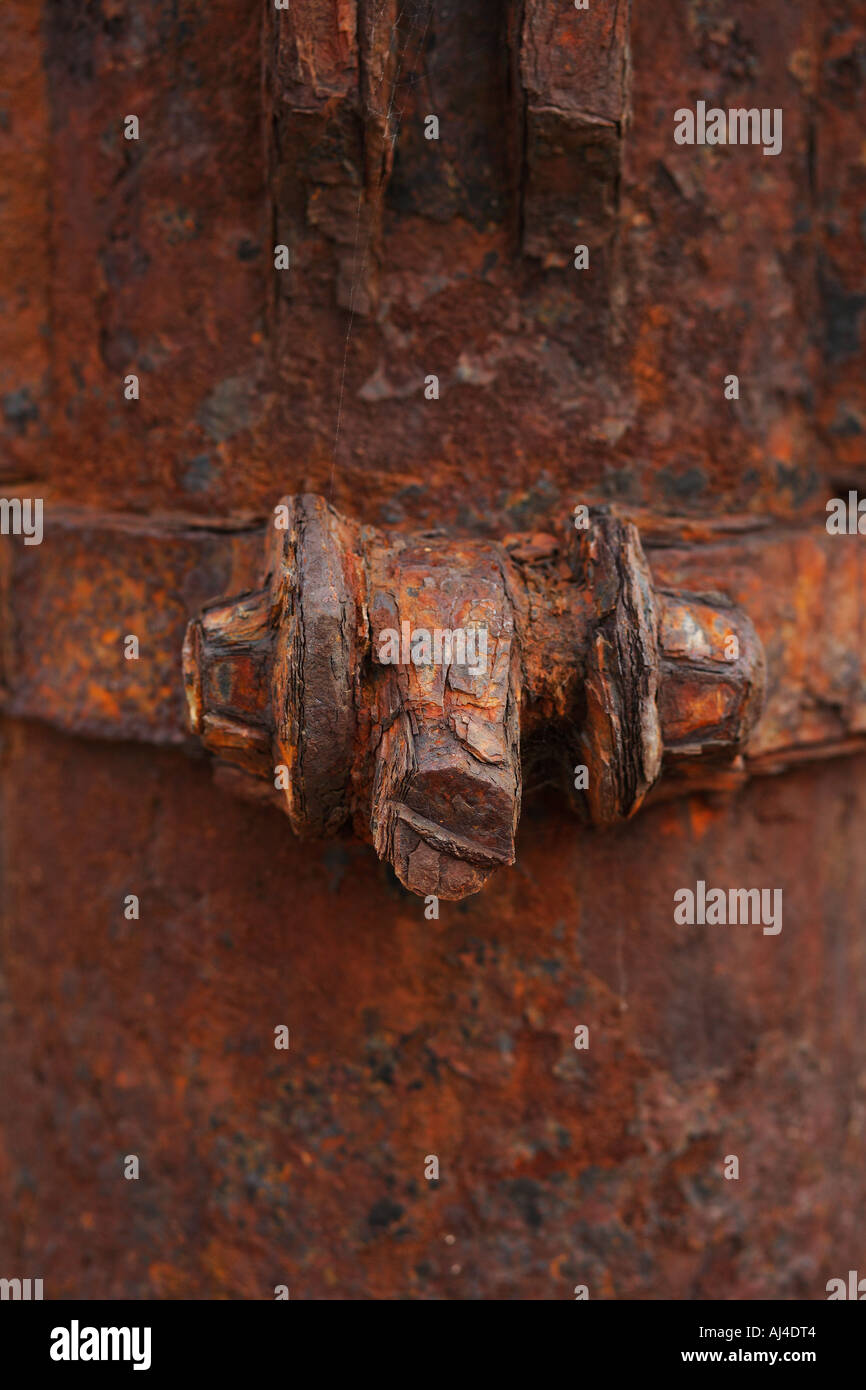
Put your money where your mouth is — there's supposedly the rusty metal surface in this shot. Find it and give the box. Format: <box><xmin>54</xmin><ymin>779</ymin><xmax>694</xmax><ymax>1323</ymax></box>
<box><xmin>2</xmin><ymin>1</ymin><xmax>864</xmax><ymax>523</ymax></box>
<box><xmin>182</xmin><ymin>498</ymin><xmax>765</xmax><ymax>897</ymax></box>
<box><xmin>2</xmin><ymin>505</ymin><xmax>861</xmax><ymax>770</ymax></box>
<box><xmin>520</xmin><ymin>0</ymin><xmax>630</xmax><ymax>263</ymax></box>
<box><xmin>1</xmin><ymin>0</ymin><xmax>865</xmax><ymax>1302</ymax></box>
<box><xmin>1</xmin><ymin>720</ymin><xmax>865</xmax><ymax>1299</ymax></box>
<box><xmin>0</xmin><ymin>509</ymin><xmax>262</xmax><ymax>744</ymax></box>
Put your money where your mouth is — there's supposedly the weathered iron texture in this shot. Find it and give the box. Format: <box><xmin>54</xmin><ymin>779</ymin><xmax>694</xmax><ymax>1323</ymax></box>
<box><xmin>182</xmin><ymin>497</ymin><xmax>764</xmax><ymax>898</ymax></box>
<box><xmin>0</xmin><ymin>0</ymin><xmax>864</xmax><ymax>1303</ymax></box>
